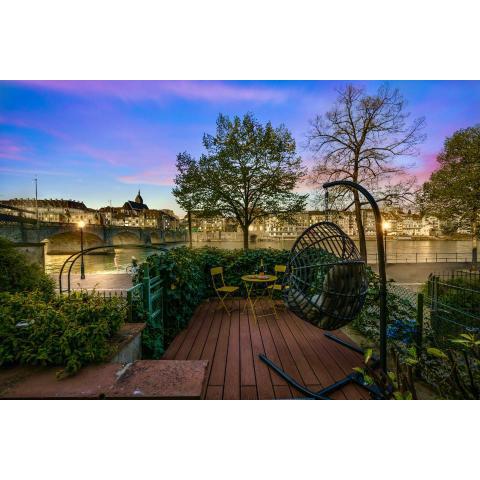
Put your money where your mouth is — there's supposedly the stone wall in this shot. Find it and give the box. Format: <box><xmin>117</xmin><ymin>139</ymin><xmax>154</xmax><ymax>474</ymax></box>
<box><xmin>12</xmin><ymin>242</ymin><xmax>46</xmax><ymax>270</ymax></box>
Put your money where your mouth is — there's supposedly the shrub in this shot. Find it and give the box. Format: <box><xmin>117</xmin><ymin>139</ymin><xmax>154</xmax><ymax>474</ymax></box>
<box><xmin>0</xmin><ymin>237</ymin><xmax>55</xmax><ymax>299</ymax></box>
<box><xmin>136</xmin><ymin>246</ymin><xmax>290</xmax><ymax>358</ymax></box>
<box><xmin>0</xmin><ymin>290</ymin><xmax>126</xmax><ymax>377</ymax></box>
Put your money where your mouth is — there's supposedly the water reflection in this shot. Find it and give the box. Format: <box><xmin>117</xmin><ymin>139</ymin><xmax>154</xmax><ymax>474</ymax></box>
<box><xmin>45</xmin><ymin>244</ymin><xmax>179</xmax><ymax>275</ymax></box>
<box><xmin>45</xmin><ymin>239</ymin><xmax>472</xmax><ymax>275</ymax></box>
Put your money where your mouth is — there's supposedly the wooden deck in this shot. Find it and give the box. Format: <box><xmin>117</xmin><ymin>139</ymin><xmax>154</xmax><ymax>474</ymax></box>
<box><xmin>163</xmin><ymin>298</ymin><xmax>370</xmax><ymax>400</ymax></box>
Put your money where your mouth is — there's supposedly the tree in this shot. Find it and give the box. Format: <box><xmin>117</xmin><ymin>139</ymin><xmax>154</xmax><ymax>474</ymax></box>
<box><xmin>173</xmin><ymin>113</ymin><xmax>307</xmax><ymax>250</ymax></box>
<box><xmin>307</xmin><ymin>84</ymin><xmax>425</xmax><ymax>259</ymax></box>
<box><xmin>422</xmin><ymin>126</ymin><xmax>480</xmax><ymax>267</ymax></box>
<box><xmin>173</xmin><ymin>152</ymin><xmax>200</xmax><ymax>248</ymax></box>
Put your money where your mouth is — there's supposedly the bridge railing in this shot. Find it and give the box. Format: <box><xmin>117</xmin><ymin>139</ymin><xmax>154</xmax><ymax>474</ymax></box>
<box><xmin>367</xmin><ymin>251</ymin><xmax>472</xmax><ymax>264</ymax></box>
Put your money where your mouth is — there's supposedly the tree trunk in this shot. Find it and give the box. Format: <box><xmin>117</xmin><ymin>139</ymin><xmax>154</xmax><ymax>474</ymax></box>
<box><xmin>187</xmin><ymin>210</ymin><xmax>193</xmax><ymax>249</ymax></box>
<box><xmin>353</xmin><ymin>190</ymin><xmax>367</xmax><ymax>260</ymax></box>
<box><xmin>243</xmin><ymin>225</ymin><xmax>249</xmax><ymax>250</ymax></box>
<box><xmin>472</xmin><ymin>217</ymin><xmax>478</xmax><ymax>270</ymax></box>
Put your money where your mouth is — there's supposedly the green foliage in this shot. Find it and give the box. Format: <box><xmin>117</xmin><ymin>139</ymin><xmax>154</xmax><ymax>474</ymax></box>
<box><xmin>135</xmin><ymin>246</ymin><xmax>290</xmax><ymax>358</ymax></box>
<box><xmin>354</xmin><ymin>347</ymin><xmax>417</xmax><ymax>399</ymax></box>
<box><xmin>350</xmin><ymin>268</ymin><xmax>480</xmax><ymax>398</ymax></box>
<box><xmin>422</xmin><ymin>125</ymin><xmax>480</xmax><ymax>236</ymax></box>
<box><xmin>0</xmin><ymin>290</ymin><xmax>126</xmax><ymax>377</ymax></box>
<box><xmin>0</xmin><ymin>237</ymin><xmax>55</xmax><ymax>300</ymax></box>
<box><xmin>422</xmin><ymin>275</ymin><xmax>480</xmax><ymax>345</ymax></box>
<box><xmin>173</xmin><ymin>113</ymin><xmax>307</xmax><ymax>249</ymax></box>
<box><xmin>351</xmin><ymin>268</ymin><xmax>418</xmax><ymax>343</ymax></box>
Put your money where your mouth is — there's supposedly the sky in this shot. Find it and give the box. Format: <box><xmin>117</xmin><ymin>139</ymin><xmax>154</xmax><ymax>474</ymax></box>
<box><xmin>1</xmin><ymin>80</ymin><xmax>480</xmax><ymax>215</ymax></box>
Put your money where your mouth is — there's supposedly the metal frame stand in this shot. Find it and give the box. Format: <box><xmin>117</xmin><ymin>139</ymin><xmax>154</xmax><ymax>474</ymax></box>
<box><xmin>259</xmin><ymin>181</ymin><xmax>389</xmax><ymax>399</ymax></box>
<box><xmin>259</xmin><ymin>333</ymin><xmax>384</xmax><ymax>400</ymax></box>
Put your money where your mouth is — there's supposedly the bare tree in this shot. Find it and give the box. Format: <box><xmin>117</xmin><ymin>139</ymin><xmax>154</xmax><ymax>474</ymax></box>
<box><xmin>307</xmin><ymin>84</ymin><xmax>426</xmax><ymax>259</ymax></box>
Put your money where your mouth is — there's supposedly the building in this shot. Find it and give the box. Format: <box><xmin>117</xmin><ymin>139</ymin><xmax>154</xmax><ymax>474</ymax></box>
<box><xmin>188</xmin><ymin>208</ymin><xmax>446</xmax><ymax>240</ymax></box>
<box><xmin>0</xmin><ymin>198</ymin><xmax>101</xmax><ymax>225</ymax></box>
<box><xmin>99</xmin><ymin>191</ymin><xmax>180</xmax><ymax>230</ymax></box>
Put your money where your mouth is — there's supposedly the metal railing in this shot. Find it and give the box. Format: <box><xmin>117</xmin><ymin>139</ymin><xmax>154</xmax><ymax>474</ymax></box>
<box><xmin>367</xmin><ymin>251</ymin><xmax>472</xmax><ymax>264</ymax></box>
<box><xmin>426</xmin><ymin>272</ymin><xmax>480</xmax><ymax>345</ymax></box>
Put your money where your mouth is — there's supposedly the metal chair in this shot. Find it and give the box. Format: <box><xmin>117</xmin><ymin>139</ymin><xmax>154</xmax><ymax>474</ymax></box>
<box><xmin>210</xmin><ymin>266</ymin><xmax>239</xmax><ymax>315</ymax></box>
<box><xmin>267</xmin><ymin>264</ymin><xmax>288</xmax><ymax>305</ymax></box>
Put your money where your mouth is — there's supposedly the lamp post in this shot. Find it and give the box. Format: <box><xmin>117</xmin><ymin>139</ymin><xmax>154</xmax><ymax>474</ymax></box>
<box><xmin>383</xmin><ymin>220</ymin><xmax>391</xmax><ymax>264</ymax></box>
<box><xmin>78</xmin><ymin>220</ymin><xmax>85</xmax><ymax>279</ymax></box>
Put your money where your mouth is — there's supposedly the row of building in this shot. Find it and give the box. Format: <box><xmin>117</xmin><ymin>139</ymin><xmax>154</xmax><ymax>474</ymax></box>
<box><xmin>187</xmin><ymin>208</ymin><xmax>468</xmax><ymax>239</ymax></box>
<box><xmin>0</xmin><ymin>191</ymin><xmax>180</xmax><ymax>230</ymax></box>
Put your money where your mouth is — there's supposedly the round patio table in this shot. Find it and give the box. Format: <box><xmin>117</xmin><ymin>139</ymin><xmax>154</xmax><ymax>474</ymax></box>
<box><xmin>241</xmin><ymin>274</ymin><xmax>278</xmax><ymax>322</ymax></box>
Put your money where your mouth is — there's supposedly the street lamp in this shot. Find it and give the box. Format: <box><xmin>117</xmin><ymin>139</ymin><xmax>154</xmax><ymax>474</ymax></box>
<box><xmin>383</xmin><ymin>220</ymin><xmax>391</xmax><ymax>264</ymax></box>
<box><xmin>78</xmin><ymin>220</ymin><xmax>85</xmax><ymax>279</ymax></box>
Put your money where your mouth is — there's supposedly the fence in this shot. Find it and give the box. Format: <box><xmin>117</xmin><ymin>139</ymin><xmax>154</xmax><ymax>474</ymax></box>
<box><xmin>367</xmin><ymin>251</ymin><xmax>472</xmax><ymax>264</ymax></box>
<box><xmin>425</xmin><ymin>271</ymin><xmax>480</xmax><ymax>345</ymax></box>
<box><xmin>98</xmin><ymin>266</ymin><xmax>164</xmax><ymax>351</ymax></box>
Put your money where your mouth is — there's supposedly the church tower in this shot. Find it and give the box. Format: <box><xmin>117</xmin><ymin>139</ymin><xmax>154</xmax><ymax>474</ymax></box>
<box><xmin>135</xmin><ymin>190</ymin><xmax>143</xmax><ymax>204</ymax></box>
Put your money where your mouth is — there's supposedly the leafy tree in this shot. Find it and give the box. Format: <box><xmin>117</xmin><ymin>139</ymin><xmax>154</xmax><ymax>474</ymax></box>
<box><xmin>307</xmin><ymin>84</ymin><xmax>425</xmax><ymax>259</ymax></box>
<box><xmin>173</xmin><ymin>152</ymin><xmax>201</xmax><ymax>248</ymax></box>
<box><xmin>173</xmin><ymin>113</ymin><xmax>307</xmax><ymax>249</ymax></box>
<box><xmin>422</xmin><ymin>126</ymin><xmax>480</xmax><ymax>266</ymax></box>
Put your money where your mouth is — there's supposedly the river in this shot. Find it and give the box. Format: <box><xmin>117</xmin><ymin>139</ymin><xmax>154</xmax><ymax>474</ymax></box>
<box><xmin>45</xmin><ymin>238</ymin><xmax>473</xmax><ymax>276</ymax></box>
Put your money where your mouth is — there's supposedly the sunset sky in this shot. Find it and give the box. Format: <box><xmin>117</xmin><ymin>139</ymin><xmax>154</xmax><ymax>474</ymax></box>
<box><xmin>1</xmin><ymin>80</ymin><xmax>479</xmax><ymax>214</ymax></box>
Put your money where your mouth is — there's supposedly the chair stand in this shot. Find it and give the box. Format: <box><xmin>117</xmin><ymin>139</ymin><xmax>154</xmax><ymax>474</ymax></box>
<box><xmin>259</xmin><ymin>333</ymin><xmax>384</xmax><ymax>400</ymax></box>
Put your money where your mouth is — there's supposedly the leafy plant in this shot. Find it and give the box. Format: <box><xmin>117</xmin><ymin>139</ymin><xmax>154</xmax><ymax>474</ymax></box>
<box><xmin>354</xmin><ymin>347</ymin><xmax>417</xmax><ymax>400</ymax></box>
<box><xmin>0</xmin><ymin>290</ymin><xmax>126</xmax><ymax>377</ymax></box>
<box><xmin>135</xmin><ymin>246</ymin><xmax>290</xmax><ymax>357</ymax></box>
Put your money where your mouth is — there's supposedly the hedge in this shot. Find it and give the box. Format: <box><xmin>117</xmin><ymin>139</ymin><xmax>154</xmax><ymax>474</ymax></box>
<box><xmin>135</xmin><ymin>246</ymin><xmax>290</xmax><ymax>358</ymax></box>
<box><xmin>0</xmin><ymin>291</ymin><xmax>126</xmax><ymax>377</ymax></box>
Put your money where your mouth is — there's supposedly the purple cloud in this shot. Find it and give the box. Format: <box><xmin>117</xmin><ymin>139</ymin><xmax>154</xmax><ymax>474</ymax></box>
<box><xmin>117</xmin><ymin>167</ymin><xmax>176</xmax><ymax>186</ymax></box>
<box><xmin>12</xmin><ymin>80</ymin><xmax>291</xmax><ymax>104</ymax></box>
<box><xmin>0</xmin><ymin>137</ymin><xmax>29</xmax><ymax>161</ymax></box>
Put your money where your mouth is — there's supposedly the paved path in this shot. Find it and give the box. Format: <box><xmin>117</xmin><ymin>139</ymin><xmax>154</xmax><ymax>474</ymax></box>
<box><xmin>54</xmin><ymin>273</ymin><xmax>133</xmax><ymax>292</ymax></box>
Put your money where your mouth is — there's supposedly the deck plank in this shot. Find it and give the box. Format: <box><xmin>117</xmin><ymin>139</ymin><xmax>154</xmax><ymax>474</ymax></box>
<box><xmin>187</xmin><ymin>301</ymin><xmax>215</xmax><ymax>360</ymax></box>
<box><xmin>223</xmin><ymin>305</ymin><xmax>241</xmax><ymax>399</ymax></box>
<box><xmin>174</xmin><ymin>301</ymin><xmax>208</xmax><ymax>360</ymax></box>
<box><xmin>208</xmin><ymin>306</ymin><xmax>231</xmax><ymax>387</ymax></box>
<box><xmin>241</xmin><ymin>385</ymin><xmax>258</xmax><ymax>400</ymax></box>
<box><xmin>247</xmin><ymin>304</ymin><xmax>276</xmax><ymax>400</ymax></box>
<box><xmin>163</xmin><ymin>299</ymin><xmax>370</xmax><ymax>400</ymax></box>
<box><xmin>199</xmin><ymin>301</ymin><xmax>224</xmax><ymax>383</ymax></box>
<box><xmin>205</xmin><ymin>385</ymin><xmax>223</xmax><ymax>400</ymax></box>
<box><xmin>289</xmin><ymin>312</ymin><xmax>363</xmax><ymax>399</ymax></box>
<box><xmin>239</xmin><ymin>300</ymin><xmax>256</xmax><ymax>387</ymax></box>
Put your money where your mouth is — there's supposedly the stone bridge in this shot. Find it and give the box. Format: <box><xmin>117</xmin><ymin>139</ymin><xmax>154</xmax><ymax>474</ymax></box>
<box><xmin>0</xmin><ymin>221</ymin><xmax>187</xmax><ymax>254</ymax></box>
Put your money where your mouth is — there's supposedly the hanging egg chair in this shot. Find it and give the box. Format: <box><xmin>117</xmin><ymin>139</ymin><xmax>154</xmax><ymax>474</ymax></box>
<box><xmin>284</xmin><ymin>221</ymin><xmax>369</xmax><ymax>330</ymax></box>
<box><xmin>260</xmin><ymin>216</ymin><xmax>384</xmax><ymax>400</ymax></box>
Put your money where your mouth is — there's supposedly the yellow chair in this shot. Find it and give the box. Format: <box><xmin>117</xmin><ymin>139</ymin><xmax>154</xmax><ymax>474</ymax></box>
<box><xmin>268</xmin><ymin>264</ymin><xmax>288</xmax><ymax>303</ymax></box>
<box><xmin>211</xmin><ymin>266</ymin><xmax>239</xmax><ymax>315</ymax></box>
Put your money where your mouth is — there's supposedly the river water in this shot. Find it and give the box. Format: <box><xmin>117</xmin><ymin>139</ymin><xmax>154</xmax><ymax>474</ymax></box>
<box><xmin>45</xmin><ymin>238</ymin><xmax>473</xmax><ymax>275</ymax></box>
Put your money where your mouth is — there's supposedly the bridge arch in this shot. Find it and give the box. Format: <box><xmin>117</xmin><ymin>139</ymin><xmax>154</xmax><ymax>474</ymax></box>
<box><xmin>110</xmin><ymin>230</ymin><xmax>142</xmax><ymax>245</ymax></box>
<box><xmin>42</xmin><ymin>231</ymin><xmax>105</xmax><ymax>255</ymax></box>
<box><xmin>151</xmin><ymin>232</ymin><xmax>165</xmax><ymax>244</ymax></box>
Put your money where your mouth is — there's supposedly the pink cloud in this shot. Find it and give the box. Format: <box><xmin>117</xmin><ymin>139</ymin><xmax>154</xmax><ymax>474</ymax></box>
<box><xmin>12</xmin><ymin>80</ymin><xmax>290</xmax><ymax>104</ymax></box>
<box><xmin>117</xmin><ymin>167</ymin><xmax>175</xmax><ymax>186</ymax></box>
<box><xmin>413</xmin><ymin>152</ymin><xmax>440</xmax><ymax>183</ymax></box>
<box><xmin>0</xmin><ymin>137</ymin><xmax>29</xmax><ymax>161</ymax></box>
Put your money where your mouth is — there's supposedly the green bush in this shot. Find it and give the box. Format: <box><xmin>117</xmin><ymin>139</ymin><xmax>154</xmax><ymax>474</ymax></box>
<box><xmin>0</xmin><ymin>290</ymin><xmax>126</xmax><ymax>377</ymax></box>
<box><xmin>0</xmin><ymin>238</ymin><xmax>55</xmax><ymax>299</ymax></box>
<box><xmin>136</xmin><ymin>246</ymin><xmax>290</xmax><ymax>358</ymax></box>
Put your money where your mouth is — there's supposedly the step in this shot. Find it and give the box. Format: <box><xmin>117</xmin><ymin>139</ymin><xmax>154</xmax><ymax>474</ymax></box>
<box><xmin>0</xmin><ymin>360</ymin><xmax>209</xmax><ymax>399</ymax></box>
